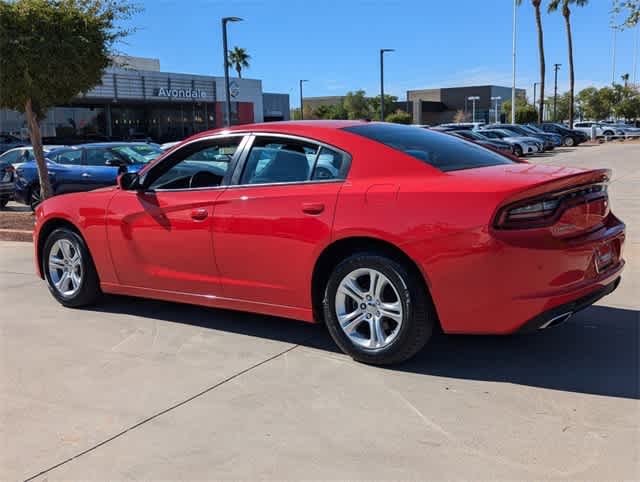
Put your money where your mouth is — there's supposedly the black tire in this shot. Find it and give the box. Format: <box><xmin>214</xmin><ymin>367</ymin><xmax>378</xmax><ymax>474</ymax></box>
<box><xmin>563</xmin><ymin>136</ymin><xmax>575</xmax><ymax>147</ymax></box>
<box><xmin>43</xmin><ymin>227</ymin><xmax>101</xmax><ymax>307</ymax></box>
<box><xmin>603</xmin><ymin>130</ymin><xmax>614</xmax><ymax>138</ymax></box>
<box><xmin>513</xmin><ymin>144</ymin><xmax>523</xmax><ymax>157</ymax></box>
<box><xmin>323</xmin><ymin>252</ymin><xmax>434</xmax><ymax>365</ymax></box>
<box><xmin>29</xmin><ymin>184</ymin><xmax>41</xmax><ymax>211</ymax></box>
<box><xmin>0</xmin><ymin>196</ymin><xmax>8</xmax><ymax>209</ymax></box>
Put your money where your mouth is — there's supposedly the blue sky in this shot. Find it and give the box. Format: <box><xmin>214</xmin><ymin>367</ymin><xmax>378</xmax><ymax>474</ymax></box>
<box><xmin>121</xmin><ymin>0</ymin><xmax>639</xmax><ymax>107</ymax></box>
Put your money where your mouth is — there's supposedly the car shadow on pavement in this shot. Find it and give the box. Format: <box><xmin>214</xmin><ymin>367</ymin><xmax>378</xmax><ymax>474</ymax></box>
<box><xmin>89</xmin><ymin>298</ymin><xmax>638</xmax><ymax>400</ymax></box>
<box><xmin>399</xmin><ymin>305</ymin><xmax>639</xmax><ymax>400</ymax></box>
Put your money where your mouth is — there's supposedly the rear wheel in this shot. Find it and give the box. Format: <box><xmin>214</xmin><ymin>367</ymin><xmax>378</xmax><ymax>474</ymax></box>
<box><xmin>43</xmin><ymin>228</ymin><xmax>101</xmax><ymax>307</ymax></box>
<box><xmin>563</xmin><ymin>136</ymin><xmax>575</xmax><ymax>147</ymax></box>
<box><xmin>513</xmin><ymin>144</ymin><xmax>523</xmax><ymax>157</ymax></box>
<box><xmin>603</xmin><ymin>130</ymin><xmax>614</xmax><ymax>139</ymax></box>
<box><xmin>323</xmin><ymin>253</ymin><xmax>434</xmax><ymax>365</ymax></box>
<box><xmin>0</xmin><ymin>196</ymin><xmax>8</xmax><ymax>209</ymax></box>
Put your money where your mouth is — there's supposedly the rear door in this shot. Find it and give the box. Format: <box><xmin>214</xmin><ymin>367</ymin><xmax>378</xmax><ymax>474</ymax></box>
<box><xmin>212</xmin><ymin>134</ymin><xmax>351</xmax><ymax>308</ymax></box>
<box><xmin>81</xmin><ymin>147</ymin><xmax>123</xmax><ymax>190</ymax></box>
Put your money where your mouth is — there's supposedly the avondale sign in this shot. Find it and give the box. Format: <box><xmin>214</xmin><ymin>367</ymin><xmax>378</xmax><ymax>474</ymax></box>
<box><xmin>154</xmin><ymin>87</ymin><xmax>207</xmax><ymax>99</ymax></box>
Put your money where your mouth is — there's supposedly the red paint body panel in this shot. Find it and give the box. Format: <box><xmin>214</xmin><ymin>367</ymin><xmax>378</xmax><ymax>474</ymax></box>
<box><xmin>33</xmin><ymin>121</ymin><xmax>626</xmax><ymax>333</ymax></box>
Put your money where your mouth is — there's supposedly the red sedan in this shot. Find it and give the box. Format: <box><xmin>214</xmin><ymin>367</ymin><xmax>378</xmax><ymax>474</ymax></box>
<box><xmin>33</xmin><ymin>121</ymin><xmax>625</xmax><ymax>365</ymax></box>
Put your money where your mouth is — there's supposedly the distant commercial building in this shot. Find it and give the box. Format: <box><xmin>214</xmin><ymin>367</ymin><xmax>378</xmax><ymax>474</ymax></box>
<box><xmin>0</xmin><ymin>56</ymin><xmax>290</xmax><ymax>143</ymax></box>
<box><xmin>407</xmin><ymin>85</ymin><xmax>526</xmax><ymax>125</ymax></box>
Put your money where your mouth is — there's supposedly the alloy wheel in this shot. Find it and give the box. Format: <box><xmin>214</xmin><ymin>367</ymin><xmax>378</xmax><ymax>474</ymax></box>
<box><xmin>48</xmin><ymin>238</ymin><xmax>83</xmax><ymax>297</ymax></box>
<box><xmin>335</xmin><ymin>268</ymin><xmax>404</xmax><ymax>349</ymax></box>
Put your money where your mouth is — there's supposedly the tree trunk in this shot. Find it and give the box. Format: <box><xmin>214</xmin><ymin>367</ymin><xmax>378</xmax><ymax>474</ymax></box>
<box><xmin>24</xmin><ymin>99</ymin><xmax>52</xmax><ymax>201</ymax></box>
<box><xmin>236</xmin><ymin>66</ymin><xmax>242</xmax><ymax>78</ymax></box>
<box><xmin>534</xmin><ymin>2</ymin><xmax>546</xmax><ymax>123</ymax></box>
<box><xmin>564</xmin><ymin>7</ymin><xmax>575</xmax><ymax>128</ymax></box>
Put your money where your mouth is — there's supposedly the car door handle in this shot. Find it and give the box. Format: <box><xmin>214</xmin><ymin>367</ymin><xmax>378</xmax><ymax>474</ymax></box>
<box><xmin>302</xmin><ymin>202</ymin><xmax>325</xmax><ymax>215</ymax></box>
<box><xmin>81</xmin><ymin>172</ymin><xmax>91</xmax><ymax>177</ymax></box>
<box><xmin>190</xmin><ymin>208</ymin><xmax>208</xmax><ymax>221</ymax></box>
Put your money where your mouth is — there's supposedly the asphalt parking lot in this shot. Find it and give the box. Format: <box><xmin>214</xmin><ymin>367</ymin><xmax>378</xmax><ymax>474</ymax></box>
<box><xmin>1</xmin><ymin>143</ymin><xmax>639</xmax><ymax>480</ymax></box>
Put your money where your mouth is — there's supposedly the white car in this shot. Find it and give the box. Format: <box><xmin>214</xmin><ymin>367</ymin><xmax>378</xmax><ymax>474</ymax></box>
<box><xmin>479</xmin><ymin>129</ymin><xmax>543</xmax><ymax>156</ymax></box>
<box><xmin>573</xmin><ymin>122</ymin><xmax>625</xmax><ymax>138</ymax></box>
<box><xmin>0</xmin><ymin>145</ymin><xmax>63</xmax><ymax>169</ymax></box>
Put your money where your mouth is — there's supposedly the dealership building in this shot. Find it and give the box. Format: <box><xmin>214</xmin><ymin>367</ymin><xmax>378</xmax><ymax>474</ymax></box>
<box><xmin>0</xmin><ymin>56</ymin><xmax>290</xmax><ymax>143</ymax></box>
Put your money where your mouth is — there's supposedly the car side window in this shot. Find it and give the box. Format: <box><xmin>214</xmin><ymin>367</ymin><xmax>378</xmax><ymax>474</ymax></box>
<box><xmin>311</xmin><ymin>147</ymin><xmax>348</xmax><ymax>180</ymax></box>
<box><xmin>240</xmin><ymin>137</ymin><xmax>319</xmax><ymax>185</ymax></box>
<box><xmin>0</xmin><ymin>150</ymin><xmax>21</xmax><ymax>165</ymax></box>
<box><xmin>50</xmin><ymin>149</ymin><xmax>83</xmax><ymax>165</ymax></box>
<box><xmin>85</xmin><ymin>148</ymin><xmax>120</xmax><ymax>166</ymax></box>
<box><xmin>148</xmin><ymin>138</ymin><xmax>241</xmax><ymax>191</ymax></box>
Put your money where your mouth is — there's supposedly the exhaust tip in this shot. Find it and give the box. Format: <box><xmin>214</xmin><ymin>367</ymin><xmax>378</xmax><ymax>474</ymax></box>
<box><xmin>538</xmin><ymin>312</ymin><xmax>573</xmax><ymax>330</ymax></box>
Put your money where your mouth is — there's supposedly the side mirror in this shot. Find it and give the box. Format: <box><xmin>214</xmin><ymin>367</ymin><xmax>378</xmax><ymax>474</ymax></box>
<box><xmin>117</xmin><ymin>172</ymin><xmax>141</xmax><ymax>191</ymax></box>
<box><xmin>105</xmin><ymin>158</ymin><xmax>126</xmax><ymax>167</ymax></box>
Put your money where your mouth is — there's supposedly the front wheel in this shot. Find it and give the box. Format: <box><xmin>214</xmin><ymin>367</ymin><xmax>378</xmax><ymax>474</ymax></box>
<box><xmin>323</xmin><ymin>253</ymin><xmax>434</xmax><ymax>365</ymax></box>
<box><xmin>0</xmin><ymin>196</ymin><xmax>8</xmax><ymax>209</ymax></box>
<box><xmin>563</xmin><ymin>136</ymin><xmax>575</xmax><ymax>147</ymax></box>
<box><xmin>43</xmin><ymin>228</ymin><xmax>101</xmax><ymax>307</ymax></box>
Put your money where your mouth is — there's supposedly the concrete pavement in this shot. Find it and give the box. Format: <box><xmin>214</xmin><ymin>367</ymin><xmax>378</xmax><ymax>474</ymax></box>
<box><xmin>1</xmin><ymin>142</ymin><xmax>638</xmax><ymax>480</ymax></box>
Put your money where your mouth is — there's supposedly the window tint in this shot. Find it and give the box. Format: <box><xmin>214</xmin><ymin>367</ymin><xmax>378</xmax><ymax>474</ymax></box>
<box><xmin>50</xmin><ymin>149</ymin><xmax>82</xmax><ymax>165</ymax></box>
<box><xmin>0</xmin><ymin>150</ymin><xmax>21</xmax><ymax>165</ymax></box>
<box><xmin>311</xmin><ymin>147</ymin><xmax>348</xmax><ymax>180</ymax></box>
<box><xmin>86</xmin><ymin>148</ymin><xmax>121</xmax><ymax>166</ymax></box>
<box><xmin>343</xmin><ymin>124</ymin><xmax>514</xmax><ymax>172</ymax></box>
<box><xmin>149</xmin><ymin>139</ymin><xmax>240</xmax><ymax>190</ymax></box>
<box><xmin>113</xmin><ymin>144</ymin><xmax>162</xmax><ymax>163</ymax></box>
<box><xmin>240</xmin><ymin>137</ymin><xmax>318</xmax><ymax>185</ymax></box>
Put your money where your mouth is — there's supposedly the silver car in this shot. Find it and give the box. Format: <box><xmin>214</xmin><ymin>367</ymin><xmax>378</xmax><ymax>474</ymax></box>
<box><xmin>478</xmin><ymin>129</ymin><xmax>542</xmax><ymax>156</ymax></box>
<box><xmin>573</xmin><ymin>122</ymin><xmax>625</xmax><ymax>139</ymax></box>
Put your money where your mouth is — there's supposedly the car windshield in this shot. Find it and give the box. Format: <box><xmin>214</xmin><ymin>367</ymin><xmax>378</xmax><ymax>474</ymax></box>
<box><xmin>343</xmin><ymin>123</ymin><xmax>514</xmax><ymax>172</ymax></box>
<box><xmin>113</xmin><ymin>144</ymin><xmax>162</xmax><ymax>163</ymax></box>
<box><xmin>522</xmin><ymin>125</ymin><xmax>542</xmax><ymax>134</ymax></box>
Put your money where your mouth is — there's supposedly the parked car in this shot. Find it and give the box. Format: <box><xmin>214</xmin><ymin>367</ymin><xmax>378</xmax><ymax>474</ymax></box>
<box><xmin>0</xmin><ymin>134</ymin><xmax>27</xmax><ymax>155</ymax></box>
<box><xmin>479</xmin><ymin>129</ymin><xmax>542</xmax><ymax>156</ymax></box>
<box><xmin>437</xmin><ymin>122</ymin><xmax>485</xmax><ymax>131</ymax></box>
<box><xmin>532</xmin><ymin>123</ymin><xmax>589</xmax><ymax>146</ymax></box>
<box><xmin>573</xmin><ymin>122</ymin><xmax>626</xmax><ymax>138</ymax></box>
<box><xmin>0</xmin><ymin>155</ymin><xmax>16</xmax><ymax>208</ymax></box>
<box><xmin>160</xmin><ymin>141</ymin><xmax>181</xmax><ymax>151</ymax></box>
<box><xmin>31</xmin><ymin>121</ymin><xmax>625</xmax><ymax>365</ymax></box>
<box><xmin>14</xmin><ymin>142</ymin><xmax>162</xmax><ymax>209</ymax></box>
<box><xmin>484</xmin><ymin>124</ymin><xmax>558</xmax><ymax>150</ymax></box>
<box><xmin>447</xmin><ymin>129</ymin><xmax>514</xmax><ymax>155</ymax></box>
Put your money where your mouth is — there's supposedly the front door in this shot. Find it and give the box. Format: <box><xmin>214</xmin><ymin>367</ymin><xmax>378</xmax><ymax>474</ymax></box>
<box><xmin>212</xmin><ymin>135</ymin><xmax>350</xmax><ymax>308</ymax></box>
<box><xmin>106</xmin><ymin>135</ymin><xmax>245</xmax><ymax>296</ymax></box>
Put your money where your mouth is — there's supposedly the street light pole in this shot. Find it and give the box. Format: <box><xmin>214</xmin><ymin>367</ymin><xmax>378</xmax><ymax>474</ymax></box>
<box><xmin>553</xmin><ymin>63</ymin><xmax>561</xmax><ymax>122</ymax></box>
<box><xmin>467</xmin><ymin>96</ymin><xmax>480</xmax><ymax>122</ymax></box>
<box><xmin>299</xmin><ymin>79</ymin><xmax>308</xmax><ymax>120</ymax></box>
<box><xmin>533</xmin><ymin>82</ymin><xmax>540</xmax><ymax>108</ymax></box>
<box><xmin>491</xmin><ymin>96</ymin><xmax>501</xmax><ymax>123</ymax></box>
<box><xmin>611</xmin><ymin>26</ymin><xmax>618</xmax><ymax>85</ymax></box>
<box><xmin>380</xmin><ymin>49</ymin><xmax>394</xmax><ymax>121</ymax></box>
<box><xmin>222</xmin><ymin>16</ymin><xmax>243</xmax><ymax>127</ymax></box>
<box><xmin>511</xmin><ymin>0</ymin><xmax>517</xmax><ymax>127</ymax></box>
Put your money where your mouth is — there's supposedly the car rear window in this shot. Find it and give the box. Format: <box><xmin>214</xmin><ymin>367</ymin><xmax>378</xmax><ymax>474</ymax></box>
<box><xmin>342</xmin><ymin>123</ymin><xmax>514</xmax><ymax>172</ymax></box>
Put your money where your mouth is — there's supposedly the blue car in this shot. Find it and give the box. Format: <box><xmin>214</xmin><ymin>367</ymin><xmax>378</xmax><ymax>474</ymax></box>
<box><xmin>14</xmin><ymin>142</ymin><xmax>162</xmax><ymax>209</ymax></box>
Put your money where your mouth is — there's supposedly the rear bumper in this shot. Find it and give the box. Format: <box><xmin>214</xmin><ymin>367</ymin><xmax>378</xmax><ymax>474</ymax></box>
<box><xmin>516</xmin><ymin>276</ymin><xmax>621</xmax><ymax>332</ymax></box>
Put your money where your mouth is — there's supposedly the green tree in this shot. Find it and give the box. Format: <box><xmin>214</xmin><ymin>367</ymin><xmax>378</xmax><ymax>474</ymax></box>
<box><xmin>517</xmin><ymin>0</ymin><xmax>546</xmax><ymax>122</ymax></box>
<box><xmin>548</xmin><ymin>0</ymin><xmax>589</xmax><ymax>129</ymax></box>
<box><xmin>502</xmin><ymin>98</ymin><xmax>538</xmax><ymax>123</ymax></box>
<box><xmin>228</xmin><ymin>47</ymin><xmax>251</xmax><ymax>79</ymax></box>
<box><xmin>343</xmin><ymin>90</ymin><xmax>372</xmax><ymax>119</ymax></box>
<box><xmin>384</xmin><ymin>110</ymin><xmax>412</xmax><ymax>124</ymax></box>
<box><xmin>612</xmin><ymin>0</ymin><xmax>639</xmax><ymax>28</ymax></box>
<box><xmin>368</xmin><ymin>94</ymin><xmax>398</xmax><ymax>120</ymax></box>
<box><xmin>0</xmin><ymin>0</ymin><xmax>136</xmax><ymax>201</ymax></box>
<box><xmin>313</xmin><ymin>104</ymin><xmax>347</xmax><ymax>120</ymax></box>
<box><xmin>544</xmin><ymin>92</ymin><xmax>572</xmax><ymax>122</ymax></box>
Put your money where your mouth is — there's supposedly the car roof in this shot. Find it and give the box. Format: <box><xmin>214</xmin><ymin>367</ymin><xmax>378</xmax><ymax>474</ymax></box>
<box><xmin>64</xmin><ymin>142</ymin><xmax>160</xmax><ymax>149</ymax></box>
<box><xmin>186</xmin><ymin>120</ymin><xmax>371</xmax><ymax>142</ymax></box>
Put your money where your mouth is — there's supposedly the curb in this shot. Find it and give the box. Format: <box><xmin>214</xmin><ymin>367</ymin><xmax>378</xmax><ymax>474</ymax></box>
<box><xmin>0</xmin><ymin>229</ymin><xmax>33</xmax><ymax>242</ymax></box>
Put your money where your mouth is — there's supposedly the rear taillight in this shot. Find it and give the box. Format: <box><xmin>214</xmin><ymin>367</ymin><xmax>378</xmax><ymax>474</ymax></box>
<box><xmin>494</xmin><ymin>183</ymin><xmax>608</xmax><ymax>230</ymax></box>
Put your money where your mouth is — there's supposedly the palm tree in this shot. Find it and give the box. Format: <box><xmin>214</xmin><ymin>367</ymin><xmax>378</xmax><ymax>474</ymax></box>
<box><xmin>621</xmin><ymin>72</ymin><xmax>630</xmax><ymax>86</ymax></box>
<box><xmin>548</xmin><ymin>0</ymin><xmax>589</xmax><ymax>129</ymax></box>
<box><xmin>517</xmin><ymin>0</ymin><xmax>546</xmax><ymax>123</ymax></box>
<box><xmin>228</xmin><ymin>47</ymin><xmax>251</xmax><ymax>79</ymax></box>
